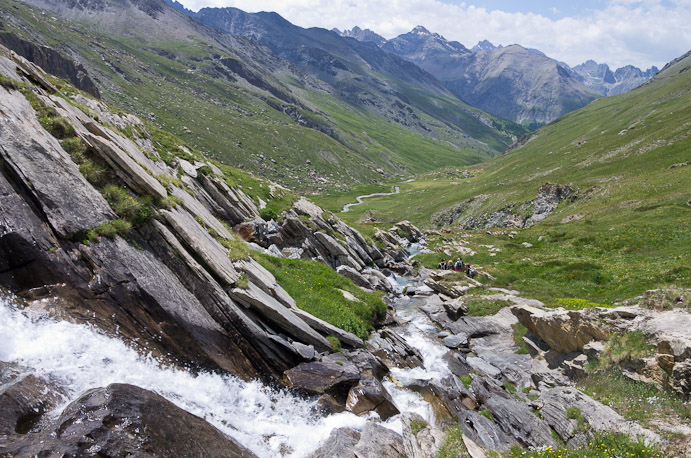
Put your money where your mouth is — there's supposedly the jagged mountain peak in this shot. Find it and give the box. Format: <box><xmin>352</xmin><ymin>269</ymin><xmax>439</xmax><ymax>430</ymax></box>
<box><xmin>471</xmin><ymin>39</ymin><xmax>500</xmax><ymax>52</ymax></box>
<box><xmin>336</xmin><ymin>26</ymin><xmax>387</xmax><ymax>46</ymax></box>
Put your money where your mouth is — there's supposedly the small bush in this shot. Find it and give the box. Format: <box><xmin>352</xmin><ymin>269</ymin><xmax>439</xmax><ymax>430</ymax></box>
<box><xmin>79</xmin><ymin>161</ymin><xmax>108</xmax><ymax>187</ymax></box>
<box><xmin>479</xmin><ymin>409</ymin><xmax>494</xmax><ymax>422</ymax></box>
<box><xmin>460</xmin><ymin>375</ymin><xmax>473</xmax><ymax>388</ymax></box>
<box><xmin>601</xmin><ymin>331</ymin><xmax>655</xmax><ymax>367</ymax></box>
<box><xmin>110</xmin><ymin>219</ymin><xmax>132</xmax><ymax>234</ymax></box>
<box><xmin>222</xmin><ymin>236</ymin><xmax>251</xmax><ymax>261</ymax></box>
<box><xmin>557</xmin><ymin>297</ymin><xmax>611</xmax><ymax>310</ymax></box>
<box><xmin>41</xmin><ymin>116</ymin><xmax>76</xmax><ymax>139</ymax></box>
<box><xmin>435</xmin><ymin>425</ymin><xmax>468</xmax><ymax>458</ymax></box>
<box><xmin>512</xmin><ymin>322</ymin><xmax>529</xmax><ymax>354</ymax></box>
<box><xmin>326</xmin><ymin>336</ymin><xmax>341</xmax><ymax>352</ymax></box>
<box><xmin>259</xmin><ymin>207</ymin><xmax>278</xmax><ymax>222</ymax></box>
<box><xmin>197</xmin><ymin>165</ymin><xmax>213</xmax><ymax>176</ymax></box>
<box><xmin>61</xmin><ymin>137</ymin><xmax>87</xmax><ymax>157</ymax></box>
<box><xmin>102</xmin><ymin>185</ymin><xmax>151</xmax><ymax>224</ymax></box>
<box><xmin>234</xmin><ymin>272</ymin><xmax>249</xmax><ymax>289</ymax></box>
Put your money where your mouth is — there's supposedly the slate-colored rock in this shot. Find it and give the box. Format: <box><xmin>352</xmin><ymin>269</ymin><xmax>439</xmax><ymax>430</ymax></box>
<box><xmin>353</xmin><ymin>422</ymin><xmax>406</xmax><ymax>458</ymax></box>
<box><xmin>0</xmin><ymin>88</ymin><xmax>114</xmax><ymax>237</ymax></box>
<box><xmin>540</xmin><ymin>386</ymin><xmax>660</xmax><ymax>445</ymax></box>
<box><xmin>346</xmin><ymin>376</ymin><xmax>400</xmax><ymax>420</ymax></box>
<box><xmin>283</xmin><ymin>354</ymin><xmax>360</xmax><ymax>394</ymax></box>
<box><xmin>2</xmin><ymin>383</ymin><xmax>257</xmax><ymax>458</ymax></box>
<box><xmin>309</xmin><ymin>427</ymin><xmax>360</xmax><ymax>458</ymax></box>
<box><xmin>366</xmin><ymin>328</ymin><xmax>424</xmax><ymax>369</ymax></box>
<box><xmin>471</xmin><ymin>376</ymin><xmax>558</xmax><ymax>449</ymax></box>
<box><xmin>512</xmin><ymin>304</ymin><xmax>609</xmax><ymax>353</ymax></box>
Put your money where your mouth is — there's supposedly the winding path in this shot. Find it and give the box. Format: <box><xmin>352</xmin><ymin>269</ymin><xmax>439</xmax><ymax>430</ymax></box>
<box><xmin>341</xmin><ymin>179</ymin><xmax>414</xmax><ymax>213</ymax></box>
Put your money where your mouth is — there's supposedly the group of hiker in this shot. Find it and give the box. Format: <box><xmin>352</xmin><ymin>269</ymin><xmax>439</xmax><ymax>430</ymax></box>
<box><xmin>437</xmin><ymin>257</ymin><xmax>475</xmax><ymax>278</ymax></box>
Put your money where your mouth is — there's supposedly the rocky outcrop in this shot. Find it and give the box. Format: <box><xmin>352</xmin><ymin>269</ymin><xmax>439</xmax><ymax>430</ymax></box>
<box><xmin>2</xmin><ymin>383</ymin><xmax>257</xmax><ymax>458</ymax></box>
<box><xmin>0</xmin><ymin>53</ymin><xmax>384</xmax><ymax>388</ymax></box>
<box><xmin>511</xmin><ymin>305</ymin><xmax>610</xmax><ymax>353</ymax></box>
<box><xmin>0</xmin><ymin>33</ymin><xmax>100</xmax><ymax>98</ymax></box>
<box><xmin>433</xmin><ymin>183</ymin><xmax>577</xmax><ymax>229</ymax></box>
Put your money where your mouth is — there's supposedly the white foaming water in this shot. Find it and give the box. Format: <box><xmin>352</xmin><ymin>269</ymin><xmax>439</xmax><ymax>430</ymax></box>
<box><xmin>0</xmin><ymin>296</ymin><xmax>367</xmax><ymax>457</ymax></box>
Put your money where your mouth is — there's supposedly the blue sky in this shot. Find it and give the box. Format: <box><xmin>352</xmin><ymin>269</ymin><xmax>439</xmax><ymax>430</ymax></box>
<box><xmin>179</xmin><ymin>0</ymin><xmax>691</xmax><ymax>69</ymax></box>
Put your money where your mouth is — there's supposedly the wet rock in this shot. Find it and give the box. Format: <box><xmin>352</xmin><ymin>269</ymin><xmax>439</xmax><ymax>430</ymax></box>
<box><xmin>283</xmin><ymin>353</ymin><xmax>360</xmax><ymax>395</ymax></box>
<box><xmin>366</xmin><ymin>328</ymin><xmax>423</xmax><ymax>369</ymax></box>
<box><xmin>401</xmin><ymin>412</ymin><xmax>445</xmax><ymax>458</ymax></box>
<box><xmin>430</xmin><ymin>375</ymin><xmax>477</xmax><ymax>416</ymax></box>
<box><xmin>353</xmin><ymin>422</ymin><xmax>406</xmax><ymax>458</ymax></box>
<box><xmin>309</xmin><ymin>427</ymin><xmax>360</xmax><ymax>458</ymax></box>
<box><xmin>337</xmin><ymin>265</ymin><xmax>374</xmax><ymax>289</ymax></box>
<box><xmin>346</xmin><ymin>376</ymin><xmax>400</xmax><ymax>420</ymax></box>
<box><xmin>0</xmin><ymin>364</ymin><xmax>66</xmax><ymax>441</ymax></box>
<box><xmin>361</xmin><ymin>268</ymin><xmax>397</xmax><ymax>294</ymax></box>
<box><xmin>346</xmin><ymin>349</ymin><xmax>389</xmax><ymax>380</ymax></box>
<box><xmin>3</xmin><ymin>383</ymin><xmax>257</xmax><ymax>458</ymax></box>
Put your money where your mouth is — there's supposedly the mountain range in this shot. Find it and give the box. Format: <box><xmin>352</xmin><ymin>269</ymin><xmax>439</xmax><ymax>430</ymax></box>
<box><xmin>1</xmin><ymin>0</ymin><xmax>521</xmax><ymax>191</ymax></box>
<box><xmin>337</xmin><ymin>26</ymin><xmax>659</xmax><ymax>126</ymax></box>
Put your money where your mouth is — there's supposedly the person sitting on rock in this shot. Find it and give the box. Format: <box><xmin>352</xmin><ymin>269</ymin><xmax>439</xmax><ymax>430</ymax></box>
<box><xmin>454</xmin><ymin>257</ymin><xmax>464</xmax><ymax>271</ymax></box>
<box><xmin>438</xmin><ymin>259</ymin><xmax>446</xmax><ymax>270</ymax></box>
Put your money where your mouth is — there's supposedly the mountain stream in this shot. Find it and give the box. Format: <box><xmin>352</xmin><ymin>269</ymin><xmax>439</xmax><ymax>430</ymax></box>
<box><xmin>0</xmin><ymin>272</ymin><xmax>451</xmax><ymax>457</ymax></box>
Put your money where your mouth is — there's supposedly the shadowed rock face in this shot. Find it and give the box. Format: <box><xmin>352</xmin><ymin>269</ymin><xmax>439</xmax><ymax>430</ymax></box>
<box><xmin>0</xmin><ymin>32</ymin><xmax>100</xmax><ymax>98</ymax></box>
<box><xmin>1</xmin><ymin>383</ymin><xmax>257</xmax><ymax>458</ymax></box>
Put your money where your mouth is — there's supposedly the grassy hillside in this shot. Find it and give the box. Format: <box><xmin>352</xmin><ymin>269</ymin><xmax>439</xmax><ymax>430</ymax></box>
<box><xmin>1</xmin><ymin>0</ymin><xmax>522</xmax><ymax>191</ymax></box>
<box><xmin>314</xmin><ymin>51</ymin><xmax>691</xmax><ymax>304</ymax></box>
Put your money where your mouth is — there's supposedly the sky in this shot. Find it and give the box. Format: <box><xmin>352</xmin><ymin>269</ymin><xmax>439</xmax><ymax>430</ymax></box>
<box><xmin>176</xmin><ymin>0</ymin><xmax>691</xmax><ymax>69</ymax></box>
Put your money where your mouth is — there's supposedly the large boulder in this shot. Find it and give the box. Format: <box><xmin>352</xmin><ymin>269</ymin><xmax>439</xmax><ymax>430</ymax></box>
<box><xmin>2</xmin><ymin>383</ymin><xmax>257</xmax><ymax>457</ymax></box>
<box><xmin>346</xmin><ymin>376</ymin><xmax>400</xmax><ymax>420</ymax></box>
<box><xmin>283</xmin><ymin>353</ymin><xmax>360</xmax><ymax>395</ymax></box>
<box><xmin>511</xmin><ymin>305</ymin><xmax>609</xmax><ymax>353</ymax></box>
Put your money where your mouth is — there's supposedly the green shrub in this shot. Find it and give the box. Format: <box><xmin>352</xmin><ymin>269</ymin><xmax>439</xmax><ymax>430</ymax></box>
<box><xmin>79</xmin><ymin>161</ymin><xmax>108</xmax><ymax>187</ymax></box>
<box><xmin>601</xmin><ymin>331</ymin><xmax>655</xmax><ymax>368</ymax></box>
<box><xmin>556</xmin><ymin>297</ymin><xmax>611</xmax><ymax>310</ymax></box>
<box><xmin>460</xmin><ymin>375</ymin><xmax>473</xmax><ymax>388</ymax></box>
<box><xmin>326</xmin><ymin>336</ymin><xmax>341</xmax><ymax>352</ymax></box>
<box><xmin>197</xmin><ymin>165</ymin><xmax>213</xmax><ymax>176</ymax></box>
<box><xmin>259</xmin><ymin>207</ymin><xmax>278</xmax><ymax>222</ymax></box>
<box><xmin>102</xmin><ymin>185</ymin><xmax>151</xmax><ymax>224</ymax></box>
<box><xmin>221</xmin><ymin>236</ymin><xmax>251</xmax><ymax>261</ymax></box>
<box><xmin>61</xmin><ymin>137</ymin><xmax>87</xmax><ymax>157</ymax></box>
<box><xmin>40</xmin><ymin>116</ymin><xmax>75</xmax><ymax>139</ymax></box>
<box><xmin>234</xmin><ymin>272</ymin><xmax>249</xmax><ymax>289</ymax></box>
<box><xmin>110</xmin><ymin>219</ymin><xmax>132</xmax><ymax>234</ymax></box>
<box><xmin>479</xmin><ymin>409</ymin><xmax>494</xmax><ymax>422</ymax></box>
<box><xmin>512</xmin><ymin>322</ymin><xmax>529</xmax><ymax>354</ymax></box>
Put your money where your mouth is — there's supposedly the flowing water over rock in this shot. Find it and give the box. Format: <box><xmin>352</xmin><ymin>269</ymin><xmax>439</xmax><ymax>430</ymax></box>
<box><xmin>0</xmin><ymin>295</ymin><xmax>368</xmax><ymax>457</ymax></box>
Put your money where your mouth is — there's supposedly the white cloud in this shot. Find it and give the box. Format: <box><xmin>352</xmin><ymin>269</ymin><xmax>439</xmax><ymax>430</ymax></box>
<box><xmin>180</xmin><ymin>0</ymin><xmax>691</xmax><ymax>69</ymax></box>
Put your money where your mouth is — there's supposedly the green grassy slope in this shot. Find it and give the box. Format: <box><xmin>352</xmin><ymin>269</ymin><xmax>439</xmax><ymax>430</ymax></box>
<box><xmin>314</xmin><ymin>51</ymin><xmax>691</xmax><ymax>304</ymax></box>
<box><xmin>1</xmin><ymin>0</ymin><xmax>521</xmax><ymax>191</ymax></box>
